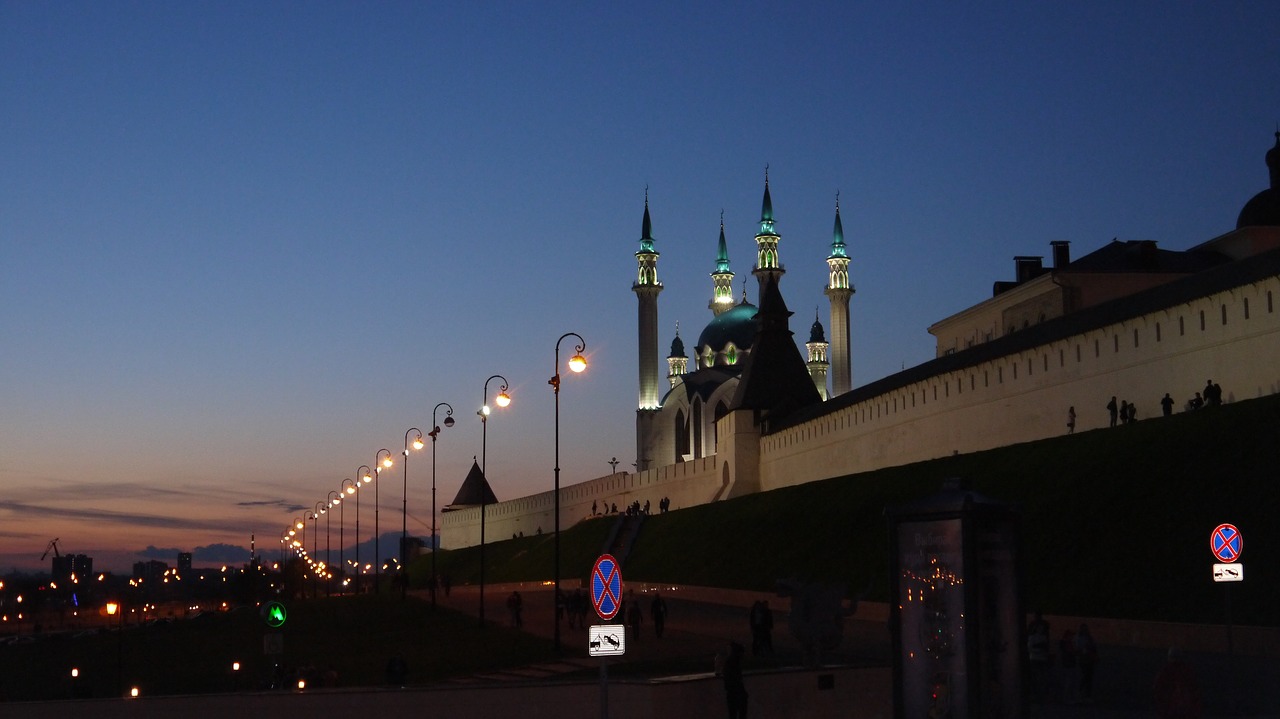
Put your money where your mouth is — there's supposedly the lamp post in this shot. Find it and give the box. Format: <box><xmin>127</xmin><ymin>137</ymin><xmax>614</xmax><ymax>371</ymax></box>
<box><xmin>313</xmin><ymin>502</ymin><xmax>325</xmax><ymax>598</ymax></box>
<box><xmin>427</xmin><ymin>402</ymin><xmax>455</xmax><ymax>608</ymax></box>
<box><xmin>340</xmin><ymin>478</ymin><xmax>356</xmax><ymax>592</ymax></box>
<box><xmin>355</xmin><ymin>465</ymin><xmax>373</xmax><ymax>593</ymax></box>
<box><xmin>326</xmin><ymin>491</ymin><xmax>340</xmax><ymax>597</ymax></box>
<box><xmin>549</xmin><ymin>332</ymin><xmax>587</xmax><ymax>652</ymax></box>
<box><xmin>374</xmin><ymin>449</ymin><xmax>395</xmax><ymax>593</ymax></box>
<box><xmin>106</xmin><ymin>601</ymin><xmax>123</xmax><ymax>696</ymax></box>
<box><xmin>401</xmin><ymin>428</ymin><xmax>425</xmax><ymax>600</ymax></box>
<box><xmin>479</xmin><ymin>375</ymin><xmax>511</xmax><ymax>624</ymax></box>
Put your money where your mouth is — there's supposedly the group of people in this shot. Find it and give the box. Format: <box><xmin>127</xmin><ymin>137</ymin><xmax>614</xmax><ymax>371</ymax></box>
<box><xmin>557</xmin><ymin>587</ymin><xmax>593</xmax><ymax>630</ymax></box>
<box><xmin>591</xmin><ymin>496</ymin><xmax>674</xmax><ymax>517</ymax></box>
<box><xmin>1105</xmin><ymin>396</ymin><xmax>1140</xmax><ymax>426</ymax></box>
<box><xmin>1029</xmin><ymin>613</ymin><xmax>1204</xmax><ymax>717</ymax></box>
<box><xmin>1027</xmin><ymin>614</ymin><xmax>1099</xmax><ymax>704</ymax></box>
<box><xmin>1186</xmin><ymin>379</ymin><xmax>1225</xmax><ymax>411</ymax></box>
<box><xmin>1093</xmin><ymin>379</ymin><xmax>1227</xmax><ymax>432</ymax></box>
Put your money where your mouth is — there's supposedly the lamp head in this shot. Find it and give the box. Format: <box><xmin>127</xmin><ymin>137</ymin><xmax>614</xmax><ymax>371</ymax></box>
<box><xmin>412</xmin><ymin>437</ymin><xmax>424</xmax><ymax>451</ymax></box>
<box><xmin>569</xmin><ymin>352</ymin><xmax>587</xmax><ymax>373</ymax></box>
<box><xmin>443</xmin><ymin>415</ymin><xmax>455</xmax><ymax>428</ymax></box>
<box><xmin>496</xmin><ymin>390</ymin><xmax>511</xmax><ymax>407</ymax></box>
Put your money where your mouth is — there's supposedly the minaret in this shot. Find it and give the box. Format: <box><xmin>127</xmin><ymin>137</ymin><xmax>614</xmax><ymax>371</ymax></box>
<box><xmin>666</xmin><ymin>322</ymin><xmax>688</xmax><ymax>388</ymax></box>
<box><xmin>710</xmin><ymin>212</ymin><xmax>735</xmax><ymax>315</ymax></box>
<box><xmin>806</xmin><ymin>310</ymin><xmax>830</xmax><ymax>401</ymax></box>
<box><xmin>752</xmin><ymin>167</ymin><xmax>784</xmax><ymax>298</ymax></box>
<box><xmin>634</xmin><ymin>189</ymin><xmax>663</xmax><ymax>411</ymax></box>
<box><xmin>824</xmin><ymin>193</ymin><xmax>854</xmax><ymax>395</ymax></box>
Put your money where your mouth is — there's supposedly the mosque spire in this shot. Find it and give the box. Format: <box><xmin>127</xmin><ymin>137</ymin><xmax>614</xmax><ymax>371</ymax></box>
<box><xmin>710</xmin><ymin>210</ymin><xmax>736</xmax><ymax>315</ymax></box>
<box><xmin>752</xmin><ymin>165</ymin><xmax>784</xmax><ymax>297</ymax></box>
<box><xmin>824</xmin><ymin>191</ymin><xmax>854</xmax><ymax>396</ymax></box>
<box><xmin>634</xmin><ymin>187</ymin><xmax>663</xmax><ymax>412</ymax></box>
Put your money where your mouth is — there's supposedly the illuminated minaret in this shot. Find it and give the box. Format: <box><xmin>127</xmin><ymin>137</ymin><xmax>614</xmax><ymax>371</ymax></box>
<box><xmin>824</xmin><ymin>193</ymin><xmax>854</xmax><ymax>395</ymax></box>
<box><xmin>752</xmin><ymin>167</ymin><xmax>784</xmax><ymax>298</ymax></box>
<box><xmin>710</xmin><ymin>213</ymin><xmax>735</xmax><ymax>315</ymax></box>
<box><xmin>806</xmin><ymin>310</ymin><xmax>830</xmax><ymax>401</ymax></box>
<box><xmin>634</xmin><ymin>189</ymin><xmax>663</xmax><ymax>412</ymax></box>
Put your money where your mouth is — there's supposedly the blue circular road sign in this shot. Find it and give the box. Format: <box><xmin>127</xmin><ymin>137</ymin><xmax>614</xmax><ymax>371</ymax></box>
<box><xmin>591</xmin><ymin>554</ymin><xmax>622</xmax><ymax>620</ymax></box>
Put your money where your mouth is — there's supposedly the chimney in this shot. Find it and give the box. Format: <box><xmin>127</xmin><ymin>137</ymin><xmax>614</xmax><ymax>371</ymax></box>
<box><xmin>1014</xmin><ymin>256</ymin><xmax>1043</xmax><ymax>283</ymax></box>
<box><xmin>1051</xmin><ymin>240</ymin><xmax>1071</xmax><ymax>269</ymax></box>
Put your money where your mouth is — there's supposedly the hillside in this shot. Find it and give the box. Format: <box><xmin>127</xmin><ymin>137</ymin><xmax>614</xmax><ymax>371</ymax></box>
<box><xmin>429</xmin><ymin>393</ymin><xmax>1280</xmax><ymax>626</ymax></box>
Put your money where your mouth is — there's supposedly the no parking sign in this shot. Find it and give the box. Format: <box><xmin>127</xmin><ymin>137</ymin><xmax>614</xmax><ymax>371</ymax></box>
<box><xmin>591</xmin><ymin>554</ymin><xmax>622</xmax><ymax>620</ymax></box>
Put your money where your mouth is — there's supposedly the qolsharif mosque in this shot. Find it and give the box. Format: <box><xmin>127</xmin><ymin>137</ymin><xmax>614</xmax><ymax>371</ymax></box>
<box><xmin>442</xmin><ymin>133</ymin><xmax>1280</xmax><ymax>548</ymax></box>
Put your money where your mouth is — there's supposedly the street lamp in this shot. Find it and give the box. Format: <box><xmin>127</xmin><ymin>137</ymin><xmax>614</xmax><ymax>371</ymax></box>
<box><xmin>340</xmin><ymin>478</ymin><xmax>356</xmax><ymax>592</ymax></box>
<box><xmin>106</xmin><ymin>601</ymin><xmax>123</xmax><ymax>696</ymax></box>
<box><xmin>326</xmin><ymin>490</ymin><xmax>340</xmax><ymax>597</ymax></box>
<box><xmin>549</xmin><ymin>332</ymin><xmax>587</xmax><ymax>652</ymax></box>
<box><xmin>374</xmin><ymin>448</ymin><xmax>395</xmax><ymax>593</ymax></box>
<box><xmin>355</xmin><ymin>465</ymin><xmax>373</xmax><ymax>593</ymax></box>
<box><xmin>312</xmin><ymin>502</ymin><xmax>324</xmax><ymax>598</ymax></box>
<box><xmin>427</xmin><ymin>402</ymin><xmax>455</xmax><ymax>608</ymax></box>
<box><xmin>479</xmin><ymin>374</ymin><xmax>511</xmax><ymax>624</ymax></box>
<box><xmin>401</xmin><ymin>428</ymin><xmax>425</xmax><ymax>600</ymax></box>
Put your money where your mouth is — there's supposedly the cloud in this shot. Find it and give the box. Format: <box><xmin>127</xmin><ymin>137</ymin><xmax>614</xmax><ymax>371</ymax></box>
<box><xmin>194</xmin><ymin>543</ymin><xmax>251</xmax><ymax>562</ymax></box>
<box><xmin>0</xmin><ymin>500</ymin><xmax>262</xmax><ymax>534</ymax></box>
<box><xmin>137</xmin><ymin>545</ymin><xmax>183</xmax><ymax>559</ymax></box>
<box><xmin>236</xmin><ymin>499</ymin><xmax>306</xmax><ymax>512</ymax></box>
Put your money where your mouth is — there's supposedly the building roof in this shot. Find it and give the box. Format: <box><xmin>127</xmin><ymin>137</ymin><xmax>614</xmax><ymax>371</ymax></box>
<box><xmin>729</xmin><ymin>276</ymin><xmax>822</xmax><ymax>422</ymax></box>
<box><xmin>445</xmin><ymin>460</ymin><xmax>498</xmax><ymax>508</ymax></box>
<box><xmin>778</xmin><ymin>242</ymin><xmax>1280</xmax><ymax>433</ymax></box>
<box><xmin>1237</xmin><ymin>132</ymin><xmax>1280</xmax><ymax>229</ymax></box>
<box><xmin>696</xmin><ymin>299</ymin><xmax>758</xmax><ymax>353</ymax></box>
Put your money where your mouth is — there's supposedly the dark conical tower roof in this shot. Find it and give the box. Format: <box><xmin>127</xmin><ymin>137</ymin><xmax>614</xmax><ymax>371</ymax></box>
<box><xmin>729</xmin><ymin>276</ymin><xmax>822</xmax><ymax>422</ymax></box>
<box><xmin>448</xmin><ymin>460</ymin><xmax>498</xmax><ymax>507</ymax></box>
<box><xmin>1237</xmin><ymin>131</ymin><xmax>1280</xmax><ymax>229</ymax></box>
<box><xmin>809</xmin><ymin>311</ymin><xmax>826</xmax><ymax>343</ymax></box>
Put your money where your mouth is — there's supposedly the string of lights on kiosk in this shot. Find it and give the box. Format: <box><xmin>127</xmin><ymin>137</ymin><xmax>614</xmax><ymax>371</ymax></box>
<box><xmin>901</xmin><ymin>556</ymin><xmax>964</xmax><ymax>659</ymax></box>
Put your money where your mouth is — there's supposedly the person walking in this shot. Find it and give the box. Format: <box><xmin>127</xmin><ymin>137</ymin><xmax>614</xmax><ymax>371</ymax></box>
<box><xmin>651</xmin><ymin>591</ymin><xmax>668</xmax><ymax>638</ymax></box>
<box><xmin>1066</xmin><ymin>406</ymin><xmax>1076</xmax><ymax>434</ymax></box>
<box><xmin>1161</xmin><ymin>393</ymin><xmax>1175</xmax><ymax>417</ymax></box>
<box><xmin>721</xmin><ymin>641</ymin><xmax>748</xmax><ymax>719</ymax></box>
<box><xmin>1075</xmin><ymin>623</ymin><xmax>1098</xmax><ymax>703</ymax></box>
<box><xmin>1106</xmin><ymin>396</ymin><xmax>1118</xmax><ymax>427</ymax></box>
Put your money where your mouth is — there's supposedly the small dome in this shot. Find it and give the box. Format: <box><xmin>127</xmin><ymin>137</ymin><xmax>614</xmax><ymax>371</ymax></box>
<box><xmin>1237</xmin><ymin>132</ymin><xmax>1280</xmax><ymax>229</ymax></box>
<box><xmin>696</xmin><ymin>300</ymin><xmax>757</xmax><ymax>356</ymax></box>
<box><xmin>809</xmin><ymin>315</ymin><xmax>826</xmax><ymax>343</ymax></box>
<box><xmin>669</xmin><ymin>333</ymin><xmax>686</xmax><ymax>358</ymax></box>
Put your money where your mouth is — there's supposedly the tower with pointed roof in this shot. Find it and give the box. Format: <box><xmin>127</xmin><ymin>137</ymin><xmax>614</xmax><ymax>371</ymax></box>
<box><xmin>710</xmin><ymin>214</ymin><xmax>736</xmax><ymax>315</ymax></box>
<box><xmin>634</xmin><ymin>190</ymin><xmax>663</xmax><ymax>412</ymax></box>
<box><xmin>806</xmin><ymin>311</ymin><xmax>830</xmax><ymax>400</ymax></box>
<box><xmin>752</xmin><ymin>168</ymin><xmax>784</xmax><ymax>297</ymax></box>
<box><xmin>824</xmin><ymin>194</ymin><xmax>854</xmax><ymax>395</ymax></box>
<box><xmin>666</xmin><ymin>323</ymin><xmax>688</xmax><ymax>388</ymax></box>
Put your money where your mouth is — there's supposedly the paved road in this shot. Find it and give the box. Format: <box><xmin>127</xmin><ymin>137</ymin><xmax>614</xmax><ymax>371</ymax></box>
<box><xmin>431</xmin><ymin>582</ymin><xmax>1280</xmax><ymax>717</ymax></box>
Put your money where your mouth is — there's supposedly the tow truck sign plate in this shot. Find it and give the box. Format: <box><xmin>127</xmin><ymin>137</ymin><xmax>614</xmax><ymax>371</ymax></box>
<box><xmin>588</xmin><ymin>624</ymin><xmax>625</xmax><ymax>656</ymax></box>
<box><xmin>1213</xmin><ymin>563</ymin><xmax>1244</xmax><ymax>582</ymax></box>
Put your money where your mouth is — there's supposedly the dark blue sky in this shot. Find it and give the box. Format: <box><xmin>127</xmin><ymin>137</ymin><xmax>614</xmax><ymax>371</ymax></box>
<box><xmin>2</xmin><ymin>2</ymin><xmax>1276</xmax><ymax>571</ymax></box>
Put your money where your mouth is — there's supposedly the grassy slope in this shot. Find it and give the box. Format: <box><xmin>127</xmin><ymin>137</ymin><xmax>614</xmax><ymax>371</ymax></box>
<box><xmin>434</xmin><ymin>394</ymin><xmax>1280</xmax><ymax>626</ymax></box>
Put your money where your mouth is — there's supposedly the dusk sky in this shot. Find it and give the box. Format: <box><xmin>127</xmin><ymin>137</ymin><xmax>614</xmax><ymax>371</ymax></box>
<box><xmin>2</xmin><ymin>2</ymin><xmax>1277</xmax><ymax>573</ymax></box>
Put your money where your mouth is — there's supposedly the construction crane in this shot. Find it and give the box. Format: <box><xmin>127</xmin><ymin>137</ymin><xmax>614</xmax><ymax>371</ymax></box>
<box><xmin>41</xmin><ymin>537</ymin><xmax>61</xmax><ymax>561</ymax></box>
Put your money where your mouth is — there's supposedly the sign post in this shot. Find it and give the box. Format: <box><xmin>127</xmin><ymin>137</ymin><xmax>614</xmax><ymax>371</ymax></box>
<box><xmin>1210</xmin><ymin>523</ymin><xmax>1242</xmax><ymax>715</ymax></box>
<box><xmin>590</xmin><ymin>554</ymin><xmax>623</xmax><ymax>719</ymax></box>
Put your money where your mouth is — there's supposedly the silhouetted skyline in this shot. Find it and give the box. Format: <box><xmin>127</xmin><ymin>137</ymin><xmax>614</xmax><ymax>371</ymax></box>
<box><xmin>2</xmin><ymin>3</ymin><xmax>1277</xmax><ymax>571</ymax></box>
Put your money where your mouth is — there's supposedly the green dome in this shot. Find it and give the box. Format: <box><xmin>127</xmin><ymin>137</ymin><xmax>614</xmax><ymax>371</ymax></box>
<box><xmin>696</xmin><ymin>301</ymin><xmax>757</xmax><ymax>356</ymax></box>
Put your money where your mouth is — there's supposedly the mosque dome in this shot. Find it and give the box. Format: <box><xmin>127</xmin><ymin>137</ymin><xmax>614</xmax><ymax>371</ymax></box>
<box><xmin>695</xmin><ymin>300</ymin><xmax>757</xmax><ymax>362</ymax></box>
<box><xmin>1236</xmin><ymin>132</ymin><xmax>1280</xmax><ymax>229</ymax></box>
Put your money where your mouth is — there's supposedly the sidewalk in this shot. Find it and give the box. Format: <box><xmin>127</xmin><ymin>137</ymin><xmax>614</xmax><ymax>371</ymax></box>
<box><xmin>430</xmin><ymin>581</ymin><xmax>1279</xmax><ymax>718</ymax></box>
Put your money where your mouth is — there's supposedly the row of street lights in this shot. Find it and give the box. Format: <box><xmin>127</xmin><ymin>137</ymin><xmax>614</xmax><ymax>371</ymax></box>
<box><xmin>276</xmin><ymin>332</ymin><xmax>586</xmax><ymax>645</ymax></box>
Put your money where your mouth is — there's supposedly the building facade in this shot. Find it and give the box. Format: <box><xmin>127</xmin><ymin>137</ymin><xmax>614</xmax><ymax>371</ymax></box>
<box><xmin>442</xmin><ymin>135</ymin><xmax>1280</xmax><ymax>549</ymax></box>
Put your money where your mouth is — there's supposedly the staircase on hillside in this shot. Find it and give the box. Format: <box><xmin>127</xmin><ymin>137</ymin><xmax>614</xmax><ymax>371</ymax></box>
<box><xmin>602</xmin><ymin>513</ymin><xmax>645</xmax><ymax>565</ymax></box>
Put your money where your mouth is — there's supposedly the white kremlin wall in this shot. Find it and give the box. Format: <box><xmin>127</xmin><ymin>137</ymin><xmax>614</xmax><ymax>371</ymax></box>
<box><xmin>442</xmin><ymin>268</ymin><xmax>1280</xmax><ymax>549</ymax></box>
